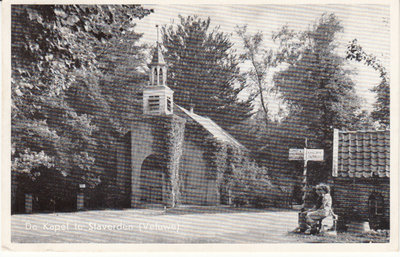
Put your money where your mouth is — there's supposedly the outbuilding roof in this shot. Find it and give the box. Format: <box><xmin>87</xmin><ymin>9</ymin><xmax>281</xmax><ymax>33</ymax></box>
<box><xmin>332</xmin><ymin>129</ymin><xmax>390</xmax><ymax>178</ymax></box>
<box><xmin>175</xmin><ymin>105</ymin><xmax>244</xmax><ymax>149</ymax></box>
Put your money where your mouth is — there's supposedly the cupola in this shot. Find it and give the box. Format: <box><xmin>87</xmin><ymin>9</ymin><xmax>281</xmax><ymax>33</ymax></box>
<box><xmin>143</xmin><ymin>25</ymin><xmax>173</xmax><ymax>115</ymax></box>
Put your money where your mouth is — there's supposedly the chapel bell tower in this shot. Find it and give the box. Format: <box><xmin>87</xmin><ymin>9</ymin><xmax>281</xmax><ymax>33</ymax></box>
<box><xmin>143</xmin><ymin>25</ymin><xmax>173</xmax><ymax>115</ymax></box>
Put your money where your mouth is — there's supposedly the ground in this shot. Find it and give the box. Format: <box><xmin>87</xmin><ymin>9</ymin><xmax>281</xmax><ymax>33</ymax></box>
<box><xmin>11</xmin><ymin>206</ymin><xmax>389</xmax><ymax>243</ymax></box>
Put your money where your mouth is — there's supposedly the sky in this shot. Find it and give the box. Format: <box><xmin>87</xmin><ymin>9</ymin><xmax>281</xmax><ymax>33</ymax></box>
<box><xmin>133</xmin><ymin>4</ymin><xmax>390</xmax><ymax>114</ymax></box>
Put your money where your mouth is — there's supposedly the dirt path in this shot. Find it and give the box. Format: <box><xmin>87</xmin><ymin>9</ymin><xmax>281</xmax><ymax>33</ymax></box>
<box><xmin>11</xmin><ymin>208</ymin><xmax>301</xmax><ymax>243</ymax></box>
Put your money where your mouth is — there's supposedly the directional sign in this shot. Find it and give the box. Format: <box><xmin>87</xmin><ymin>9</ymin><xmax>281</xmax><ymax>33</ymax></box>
<box><xmin>290</xmin><ymin>138</ymin><xmax>325</xmax><ymax>209</ymax></box>
<box><xmin>289</xmin><ymin>148</ymin><xmax>324</xmax><ymax>161</ymax></box>
<box><xmin>306</xmin><ymin>149</ymin><xmax>324</xmax><ymax>161</ymax></box>
<box><xmin>289</xmin><ymin>148</ymin><xmax>304</xmax><ymax>160</ymax></box>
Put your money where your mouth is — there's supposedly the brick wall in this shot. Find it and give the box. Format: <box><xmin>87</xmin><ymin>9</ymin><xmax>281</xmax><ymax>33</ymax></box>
<box><xmin>332</xmin><ymin>177</ymin><xmax>389</xmax><ymax>229</ymax></box>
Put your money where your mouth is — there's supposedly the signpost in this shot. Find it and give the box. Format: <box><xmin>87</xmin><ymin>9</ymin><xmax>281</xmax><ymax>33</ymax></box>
<box><xmin>288</xmin><ymin>149</ymin><xmax>304</xmax><ymax>161</ymax></box>
<box><xmin>305</xmin><ymin>149</ymin><xmax>324</xmax><ymax>161</ymax></box>
<box><xmin>288</xmin><ymin>149</ymin><xmax>324</xmax><ymax>161</ymax></box>
<box><xmin>289</xmin><ymin>139</ymin><xmax>324</xmax><ymax>209</ymax></box>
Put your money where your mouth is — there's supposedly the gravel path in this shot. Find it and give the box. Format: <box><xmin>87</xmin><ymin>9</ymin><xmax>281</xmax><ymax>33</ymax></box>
<box><xmin>11</xmin><ymin>208</ymin><xmax>301</xmax><ymax>243</ymax></box>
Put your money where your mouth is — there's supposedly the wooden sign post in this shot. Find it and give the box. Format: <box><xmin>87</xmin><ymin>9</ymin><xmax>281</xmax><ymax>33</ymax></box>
<box><xmin>289</xmin><ymin>138</ymin><xmax>324</xmax><ymax>209</ymax></box>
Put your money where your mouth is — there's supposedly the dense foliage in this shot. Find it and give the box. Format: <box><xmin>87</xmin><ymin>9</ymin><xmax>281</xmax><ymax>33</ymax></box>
<box><xmin>11</xmin><ymin>5</ymin><xmax>152</xmax><ymax>212</ymax></box>
<box><xmin>346</xmin><ymin>39</ymin><xmax>390</xmax><ymax>129</ymax></box>
<box><xmin>273</xmin><ymin>14</ymin><xmax>362</xmax><ymax>144</ymax></box>
<box><xmin>161</xmin><ymin>15</ymin><xmax>253</xmax><ymax>129</ymax></box>
<box><xmin>11</xmin><ymin>7</ymin><xmax>384</xmax><ymax>212</ymax></box>
<box><xmin>234</xmin><ymin>14</ymin><xmax>370</xmax><ymax>187</ymax></box>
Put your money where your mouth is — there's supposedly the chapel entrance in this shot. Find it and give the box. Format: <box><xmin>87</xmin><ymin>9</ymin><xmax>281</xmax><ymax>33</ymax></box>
<box><xmin>139</xmin><ymin>155</ymin><xmax>167</xmax><ymax>204</ymax></box>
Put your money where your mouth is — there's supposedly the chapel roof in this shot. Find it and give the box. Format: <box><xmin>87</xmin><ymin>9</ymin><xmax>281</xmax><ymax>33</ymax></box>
<box><xmin>333</xmin><ymin>129</ymin><xmax>390</xmax><ymax>178</ymax></box>
<box><xmin>175</xmin><ymin>105</ymin><xmax>244</xmax><ymax>149</ymax></box>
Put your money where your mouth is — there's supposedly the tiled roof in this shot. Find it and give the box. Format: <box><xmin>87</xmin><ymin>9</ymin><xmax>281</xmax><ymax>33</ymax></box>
<box><xmin>332</xmin><ymin>129</ymin><xmax>390</xmax><ymax>178</ymax></box>
<box><xmin>175</xmin><ymin>105</ymin><xmax>244</xmax><ymax>149</ymax></box>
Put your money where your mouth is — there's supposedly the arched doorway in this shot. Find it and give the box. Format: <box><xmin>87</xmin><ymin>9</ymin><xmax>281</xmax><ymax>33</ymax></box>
<box><xmin>368</xmin><ymin>193</ymin><xmax>384</xmax><ymax>230</ymax></box>
<box><xmin>140</xmin><ymin>155</ymin><xmax>167</xmax><ymax>204</ymax></box>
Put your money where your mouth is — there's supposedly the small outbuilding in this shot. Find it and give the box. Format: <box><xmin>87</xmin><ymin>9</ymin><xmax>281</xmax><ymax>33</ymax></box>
<box><xmin>331</xmin><ymin>129</ymin><xmax>390</xmax><ymax>229</ymax></box>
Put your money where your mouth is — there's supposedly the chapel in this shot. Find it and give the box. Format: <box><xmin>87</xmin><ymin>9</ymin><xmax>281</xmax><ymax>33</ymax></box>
<box><xmin>115</xmin><ymin>41</ymin><xmax>245</xmax><ymax>208</ymax></box>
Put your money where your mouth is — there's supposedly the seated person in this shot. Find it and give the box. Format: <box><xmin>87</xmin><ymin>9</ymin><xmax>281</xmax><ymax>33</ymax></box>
<box><xmin>299</xmin><ymin>184</ymin><xmax>332</xmax><ymax>234</ymax></box>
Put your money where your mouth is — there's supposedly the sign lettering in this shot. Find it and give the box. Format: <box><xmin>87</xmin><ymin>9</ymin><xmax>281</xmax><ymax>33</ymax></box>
<box><xmin>306</xmin><ymin>149</ymin><xmax>324</xmax><ymax>161</ymax></box>
<box><xmin>289</xmin><ymin>149</ymin><xmax>304</xmax><ymax>160</ymax></box>
<box><xmin>289</xmin><ymin>148</ymin><xmax>324</xmax><ymax>161</ymax></box>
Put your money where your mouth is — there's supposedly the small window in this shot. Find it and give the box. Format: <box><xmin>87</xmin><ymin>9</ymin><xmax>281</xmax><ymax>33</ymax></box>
<box><xmin>148</xmin><ymin>95</ymin><xmax>160</xmax><ymax>112</ymax></box>
<box><xmin>167</xmin><ymin>97</ymin><xmax>172</xmax><ymax>112</ymax></box>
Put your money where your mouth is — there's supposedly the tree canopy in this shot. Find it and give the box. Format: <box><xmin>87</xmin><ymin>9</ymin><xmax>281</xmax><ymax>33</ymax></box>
<box><xmin>11</xmin><ymin>5</ymin><xmax>153</xmax><ymax>210</ymax></box>
<box><xmin>161</xmin><ymin>15</ymin><xmax>253</xmax><ymax>130</ymax></box>
<box><xmin>273</xmin><ymin>14</ymin><xmax>362</xmax><ymax>145</ymax></box>
<box><xmin>346</xmin><ymin>39</ymin><xmax>390</xmax><ymax>129</ymax></box>
<box><xmin>234</xmin><ymin>14</ymin><xmax>367</xmax><ymax>184</ymax></box>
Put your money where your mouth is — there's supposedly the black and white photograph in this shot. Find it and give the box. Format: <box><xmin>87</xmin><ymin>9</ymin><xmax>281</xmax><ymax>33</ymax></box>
<box><xmin>2</xmin><ymin>0</ymin><xmax>398</xmax><ymax>250</ymax></box>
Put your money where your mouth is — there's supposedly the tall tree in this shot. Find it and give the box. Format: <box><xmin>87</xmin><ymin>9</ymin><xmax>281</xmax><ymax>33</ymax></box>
<box><xmin>269</xmin><ymin>13</ymin><xmax>363</xmax><ymax>182</ymax></box>
<box><xmin>346</xmin><ymin>39</ymin><xmax>390</xmax><ymax>128</ymax></box>
<box><xmin>161</xmin><ymin>15</ymin><xmax>252</xmax><ymax>129</ymax></box>
<box><xmin>235</xmin><ymin>26</ymin><xmax>278</xmax><ymax>125</ymax></box>
<box><xmin>273</xmin><ymin>14</ymin><xmax>361</xmax><ymax>144</ymax></box>
<box><xmin>11</xmin><ymin>5</ymin><xmax>152</xmax><ymax>210</ymax></box>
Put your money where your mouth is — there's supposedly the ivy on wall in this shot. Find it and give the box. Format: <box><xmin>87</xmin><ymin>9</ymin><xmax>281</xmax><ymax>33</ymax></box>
<box><xmin>183</xmin><ymin>121</ymin><xmax>247</xmax><ymax>204</ymax></box>
<box><xmin>167</xmin><ymin>116</ymin><xmax>186</xmax><ymax>206</ymax></box>
<box><xmin>148</xmin><ymin>114</ymin><xmax>186</xmax><ymax>207</ymax></box>
<box><xmin>145</xmin><ymin>114</ymin><xmax>276</xmax><ymax>208</ymax></box>
<box><xmin>191</xmin><ymin>123</ymin><xmax>279</xmax><ymax>207</ymax></box>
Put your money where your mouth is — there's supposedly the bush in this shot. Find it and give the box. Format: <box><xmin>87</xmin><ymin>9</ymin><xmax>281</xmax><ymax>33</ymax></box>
<box><xmin>230</xmin><ymin>160</ymin><xmax>277</xmax><ymax>208</ymax></box>
<box><xmin>14</xmin><ymin>166</ymin><xmax>78</xmax><ymax>213</ymax></box>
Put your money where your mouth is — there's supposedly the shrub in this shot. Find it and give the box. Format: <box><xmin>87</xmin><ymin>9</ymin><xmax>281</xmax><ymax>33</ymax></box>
<box><xmin>230</xmin><ymin>159</ymin><xmax>276</xmax><ymax>208</ymax></box>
